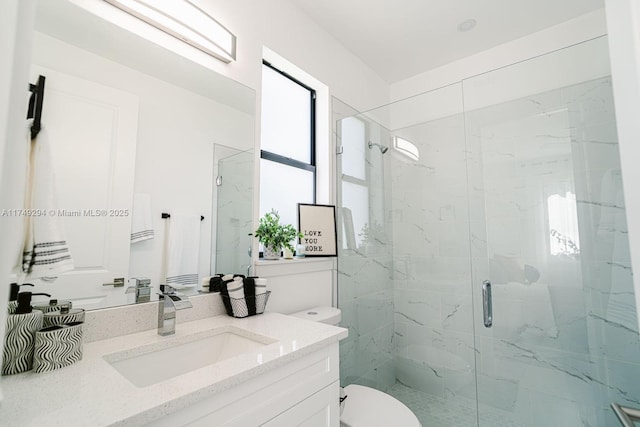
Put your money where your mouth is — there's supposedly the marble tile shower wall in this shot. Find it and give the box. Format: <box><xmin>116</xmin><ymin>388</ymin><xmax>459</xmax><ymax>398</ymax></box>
<box><xmin>389</xmin><ymin>111</ymin><xmax>479</xmax><ymax>406</ymax></box>
<box><xmin>464</xmin><ymin>76</ymin><xmax>640</xmax><ymax>426</ymax></box>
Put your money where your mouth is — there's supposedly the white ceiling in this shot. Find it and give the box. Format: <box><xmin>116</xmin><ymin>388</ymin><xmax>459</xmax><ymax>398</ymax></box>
<box><xmin>288</xmin><ymin>0</ymin><xmax>604</xmax><ymax>83</ymax></box>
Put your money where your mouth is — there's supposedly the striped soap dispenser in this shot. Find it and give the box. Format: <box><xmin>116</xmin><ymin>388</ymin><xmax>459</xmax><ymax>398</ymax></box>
<box><xmin>7</xmin><ymin>283</ymin><xmax>34</xmax><ymax>314</ymax></box>
<box><xmin>2</xmin><ymin>291</ymin><xmax>49</xmax><ymax>375</ymax></box>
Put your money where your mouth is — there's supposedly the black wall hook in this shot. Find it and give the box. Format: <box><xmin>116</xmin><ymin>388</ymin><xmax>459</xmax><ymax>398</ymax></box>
<box><xmin>27</xmin><ymin>75</ymin><xmax>46</xmax><ymax>140</ymax></box>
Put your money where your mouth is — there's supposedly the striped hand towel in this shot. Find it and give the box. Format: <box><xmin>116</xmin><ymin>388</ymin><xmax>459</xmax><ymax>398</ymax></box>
<box><xmin>130</xmin><ymin>193</ymin><xmax>154</xmax><ymax>243</ymax></box>
<box><xmin>22</xmin><ymin>126</ymin><xmax>73</xmax><ymax>279</ymax></box>
<box><xmin>164</xmin><ymin>214</ymin><xmax>200</xmax><ymax>288</ymax></box>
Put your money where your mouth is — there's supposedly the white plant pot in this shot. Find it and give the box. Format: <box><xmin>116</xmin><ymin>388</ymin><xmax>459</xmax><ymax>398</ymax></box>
<box><xmin>263</xmin><ymin>245</ymin><xmax>280</xmax><ymax>260</ymax></box>
<box><xmin>283</xmin><ymin>247</ymin><xmax>294</xmax><ymax>259</ymax></box>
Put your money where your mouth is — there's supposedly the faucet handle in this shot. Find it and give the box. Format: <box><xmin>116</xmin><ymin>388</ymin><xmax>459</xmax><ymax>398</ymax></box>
<box><xmin>157</xmin><ymin>292</ymin><xmax>178</xmax><ymax>300</ymax></box>
<box><xmin>160</xmin><ymin>284</ymin><xmax>176</xmax><ymax>294</ymax></box>
<box><xmin>156</xmin><ymin>289</ymin><xmax>193</xmax><ymax>310</ymax></box>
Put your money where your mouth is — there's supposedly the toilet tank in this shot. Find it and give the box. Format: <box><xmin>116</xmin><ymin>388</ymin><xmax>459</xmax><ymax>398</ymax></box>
<box><xmin>290</xmin><ymin>306</ymin><xmax>341</xmax><ymax>325</ymax></box>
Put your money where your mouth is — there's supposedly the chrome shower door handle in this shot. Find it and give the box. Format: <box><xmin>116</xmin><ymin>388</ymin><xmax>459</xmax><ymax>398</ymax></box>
<box><xmin>482</xmin><ymin>280</ymin><xmax>492</xmax><ymax>328</ymax></box>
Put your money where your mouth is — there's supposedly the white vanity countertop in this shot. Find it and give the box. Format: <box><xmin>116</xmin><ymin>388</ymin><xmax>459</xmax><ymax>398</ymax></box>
<box><xmin>0</xmin><ymin>312</ymin><xmax>348</xmax><ymax>426</ymax></box>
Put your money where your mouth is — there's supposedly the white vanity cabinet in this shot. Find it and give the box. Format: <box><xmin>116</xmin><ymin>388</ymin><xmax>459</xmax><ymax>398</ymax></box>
<box><xmin>152</xmin><ymin>343</ymin><xmax>340</xmax><ymax>427</ymax></box>
<box><xmin>262</xmin><ymin>382</ymin><xmax>339</xmax><ymax>427</ymax></box>
<box><xmin>0</xmin><ymin>313</ymin><xmax>347</xmax><ymax>426</ymax></box>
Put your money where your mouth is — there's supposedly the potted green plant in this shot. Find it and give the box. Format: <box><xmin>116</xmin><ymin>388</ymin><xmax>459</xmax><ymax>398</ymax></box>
<box><xmin>255</xmin><ymin>210</ymin><xmax>303</xmax><ymax>260</ymax></box>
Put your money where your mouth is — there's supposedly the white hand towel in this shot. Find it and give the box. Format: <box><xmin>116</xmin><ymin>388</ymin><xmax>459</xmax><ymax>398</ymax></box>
<box><xmin>21</xmin><ymin>126</ymin><xmax>74</xmax><ymax>280</ymax></box>
<box><xmin>130</xmin><ymin>193</ymin><xmax>154</xmax><ymax>243</ymax></box>
<box><xmin>227</xmin><ymin>276</ymin><xmax>245</xmax><ymax>299</ymax></box>
<box><xmin>254</xmin><ymin>278</ymin><xmax>267</xmax><ymax>295</ymax></box>
<box><xmin>227</xmin><ymin>277</ymin><xmax>248</xmax><ymax>317</ymax></box>
<box><xmin>253</xmin><ymin>277</ymin><xmax>269</xmax><ymax>314</ymax></box>
<box><xmin>164</xmin><ymin>214</ymin><xmax>200</xmax><ymax>289</ymax></box>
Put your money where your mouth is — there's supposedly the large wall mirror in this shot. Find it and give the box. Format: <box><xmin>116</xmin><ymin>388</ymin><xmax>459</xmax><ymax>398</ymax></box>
<box><xmin>16</xmin><ymin>0</ymin><xmax>255</xmax><ymax>310</ymax></box>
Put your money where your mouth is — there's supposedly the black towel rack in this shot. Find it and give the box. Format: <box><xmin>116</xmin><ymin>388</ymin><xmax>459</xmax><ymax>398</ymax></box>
<box><xmin>27</xmin><ymin>75</ymin><xmax>46</xmax><ymax>140</ymax></box>
<box><xmin>162</xmin><ymin>213</ymin><xmax>204</xmax><ymax>221</ymax></box>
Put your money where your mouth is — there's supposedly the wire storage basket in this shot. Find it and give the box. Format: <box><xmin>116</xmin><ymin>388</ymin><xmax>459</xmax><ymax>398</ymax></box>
<box><xmin>220</xmin><ymin>291</ymin><xmax>271</xmax><ymax>318</ymax></box>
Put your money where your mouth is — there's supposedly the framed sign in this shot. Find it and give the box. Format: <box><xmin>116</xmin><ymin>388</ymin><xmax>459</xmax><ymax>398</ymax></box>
<box><xmin>298</xmin><ymin>203</ymin><xmax>337</xmax><ymax>257</ymax></box>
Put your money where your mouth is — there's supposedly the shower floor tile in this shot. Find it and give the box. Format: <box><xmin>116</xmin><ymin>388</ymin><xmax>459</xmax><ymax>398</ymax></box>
<box><xmin>387</xmin><ymin>382</ymin><xmax>523</xmax><ymax>427</ymax></box>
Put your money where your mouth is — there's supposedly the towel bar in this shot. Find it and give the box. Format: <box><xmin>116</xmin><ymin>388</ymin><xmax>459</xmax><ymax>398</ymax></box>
<box><xmin>161</xmin><ymin>213</ymin><xmax>204</xmax><ymax>221</ymax></box>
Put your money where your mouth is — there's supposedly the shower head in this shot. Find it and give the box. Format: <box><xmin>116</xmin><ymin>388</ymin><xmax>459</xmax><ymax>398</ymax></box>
<box><xmin>368</xmin><ymin>141</ymin><xmax>389</xmax><ymax>154</ymax></box>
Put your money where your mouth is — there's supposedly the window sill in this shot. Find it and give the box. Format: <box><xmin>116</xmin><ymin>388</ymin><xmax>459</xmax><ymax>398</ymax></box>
<box><xmin>255</xmin><ymin>256</ymin><xmax>335</xmax><ymax>265</ymax></box>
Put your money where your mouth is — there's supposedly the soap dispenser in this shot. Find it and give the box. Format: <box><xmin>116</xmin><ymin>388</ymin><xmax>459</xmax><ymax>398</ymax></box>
<box><xmin>43</xmin><ymin>302</ymin><xmax>85</xmax><ymax>327</ymax></box>
<box><xmin>7</xmin><ymin>283</ymin><xmax>34</xmax><ymax>314</ymax></box>
<box><xmin>2</xmin><ymin>291</ymin><xmax>49</xmax><ymax>375</ymax></box>
<box><xmin>34</xmin><ymin>298</ymin><xmax>74</xmax><ymax>314</ymax></box>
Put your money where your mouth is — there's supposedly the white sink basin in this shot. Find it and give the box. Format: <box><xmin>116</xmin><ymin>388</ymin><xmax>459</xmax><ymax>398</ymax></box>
<box><xmin>104</xmin><ymin>326</ymin><xmax>277</xmax><ymax>387</ymax></box>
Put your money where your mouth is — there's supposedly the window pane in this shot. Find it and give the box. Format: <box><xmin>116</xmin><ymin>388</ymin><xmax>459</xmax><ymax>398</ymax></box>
<box><xmin>341</xmin><ymin>181</ymin><xmax>369</xmax><ymax>248</ymax></box>
<box><xmin>260</xmin><ymin>159</ymin><xmax>314</xmax><ymax>230</ymax></box>
<box><xmin>261</xmin><ymin>65</ymin><xmax>311</xmax><ymax>163</ymax></box>
<box><xmin>341</xmin><ymin>117</ymin><xmax>366</xmax><ymax>180</ymax></box>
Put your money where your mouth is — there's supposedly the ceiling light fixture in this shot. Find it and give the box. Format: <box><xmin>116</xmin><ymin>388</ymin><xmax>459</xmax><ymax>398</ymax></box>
<box><xmin>393</xmin><ymin>136</ymin><xmax>419</xmax><ymax>162</ymax></box>
<box><xmin>103</xmin><ymin>0</ymin><xmax>236</xmax><ymax>63</ymax></box>
<box><xmin>457</xmin><ymin>18</ymin><xmax>477</xmax><ymax>32</ymax></box>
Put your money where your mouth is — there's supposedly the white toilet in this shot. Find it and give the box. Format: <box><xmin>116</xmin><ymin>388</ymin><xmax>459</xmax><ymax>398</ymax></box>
<box><xmin>291</xmin><ymin>307</ymin><xmax>422</xmax><ymax>427</ymax></box>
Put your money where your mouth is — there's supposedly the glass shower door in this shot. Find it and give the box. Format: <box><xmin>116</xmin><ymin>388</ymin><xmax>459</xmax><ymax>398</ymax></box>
<box><xmin>336</xmin><ymin>84</ymin><xmax>482</xmax><ymax>426</ymax></box>
<box><xmin>464</xmin><ymin>37</ymin><xmax>640</xmax><ymax>426</ymax></box>
<box><xmin>213</xmin><ymin>145</ymin><xmax>254</xmax><ymax>274</ymax></box>
<box><xmin>335</xmin><ymin>102</ymin><xmax>397</xmax><ymax>393</ymax></box>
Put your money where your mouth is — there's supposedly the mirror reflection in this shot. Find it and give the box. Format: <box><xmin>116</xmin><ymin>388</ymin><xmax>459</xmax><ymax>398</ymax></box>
<box><xmin>213</xmin><ymin>145</ymin><xmax>254</xmax><ymax>276</ymax></box>
<box><xmin>15</xmin><ymin>0</ymin><xmax>255</xmax><ymax>310</ymax></box>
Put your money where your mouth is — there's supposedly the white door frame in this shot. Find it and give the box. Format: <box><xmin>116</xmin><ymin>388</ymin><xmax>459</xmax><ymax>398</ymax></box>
<box><xmin>0</xmin><ymin>0</ymin><xmax>37</xmax><ymax>401</ymax></box>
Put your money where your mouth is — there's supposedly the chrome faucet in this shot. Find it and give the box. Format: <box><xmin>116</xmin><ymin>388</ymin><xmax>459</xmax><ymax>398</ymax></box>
<box><xmin>125</xmin><ymin>277</ymin><xmax>151</xmax><ymax>303</ymax></box>
<box><xmin>158</xmin><ymin>285</ymin><xmax>193</xmax><ymax>336</ymax></box>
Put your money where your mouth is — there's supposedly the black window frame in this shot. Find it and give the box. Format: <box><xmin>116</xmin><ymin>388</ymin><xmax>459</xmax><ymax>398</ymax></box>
<box><xmin>261</xmin><ymin>60</ymin><xmax>317</xmax><ymax>203</ymax></box>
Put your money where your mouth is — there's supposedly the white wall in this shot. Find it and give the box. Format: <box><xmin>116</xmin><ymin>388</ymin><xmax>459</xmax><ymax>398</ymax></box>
<box><xmin>390</xmin><ymin>9</ymin><xmax>608</xmax><ymax>102</ymax></box>
<box><xmin>382</xmin><ymin>36</ymin><xmax>613</xmax><ymax>132</ymax></box>
<box><xmin>253</xmin><ymin>259</ymin><xmax>335</xmax><ymax>314</ymax></box>
<box><xmin>0</xmin><ymin>0</ymin><xmax>36</xmax><ymax>402</ymax></box>
<box><xmin>605</xmin><ymin>0</ymin><xmax>640</xmax><ymax>333</ymax></box>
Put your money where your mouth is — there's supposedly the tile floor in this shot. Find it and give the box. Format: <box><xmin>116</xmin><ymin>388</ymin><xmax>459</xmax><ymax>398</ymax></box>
<box><xmin>387</xmin><ymin>382</ymin><xmax>522</xmax><ymax>427</ymax></box>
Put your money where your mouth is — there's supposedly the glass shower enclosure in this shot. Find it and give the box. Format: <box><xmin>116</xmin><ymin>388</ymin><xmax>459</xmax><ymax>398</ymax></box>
<box><xmin>212</xmin><ymin>144</ymin><xmax>254</xmax><ymax>275</ymax></box>
<box><xmin>336</xmin><ymin>36</ymin><xmax>640</xmax><ymax>426</ymax></box>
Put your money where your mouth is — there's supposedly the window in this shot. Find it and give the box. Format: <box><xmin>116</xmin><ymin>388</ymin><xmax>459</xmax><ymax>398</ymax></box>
<box><xmin>338</xmin><ymin>115</ymin><xmax>390</xmax><ymax>252</ymax></box>
<box><xmin>339</xmin><ymin>117</ymin><xmax>369</xmax><ymax>249</ymax></box>
<box><xmin>548</xmin><ymin>191</ymin><xmax>580</xmax><ymax>257</ymax></box>
<box><xmin>260</xmin><ymin>61</ymin><xmax>316</xmax><ymax>228</ymax></box>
